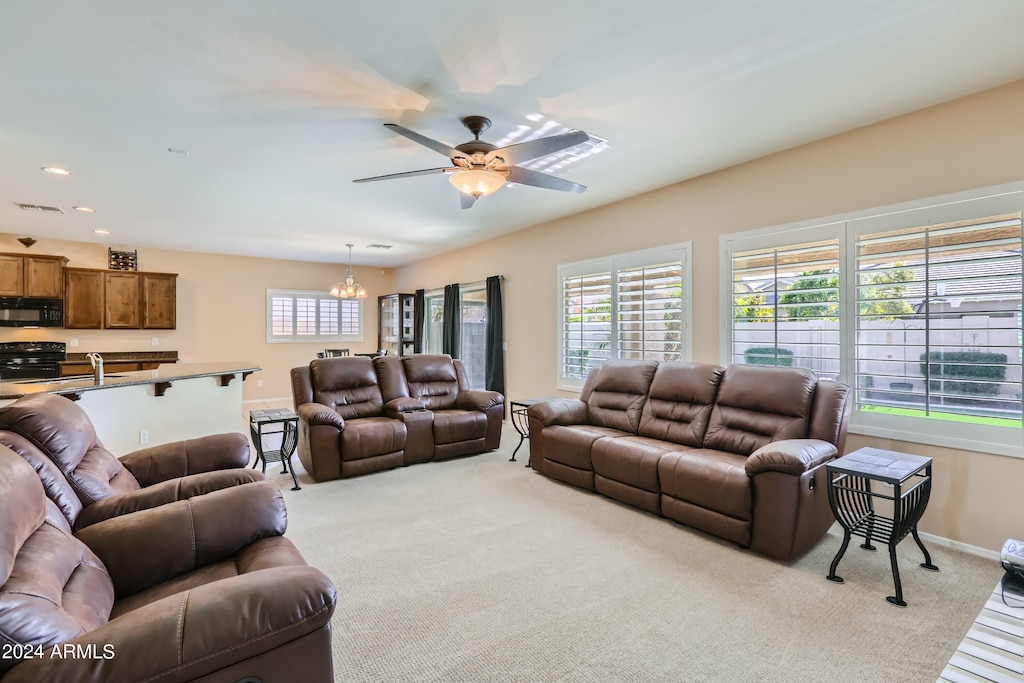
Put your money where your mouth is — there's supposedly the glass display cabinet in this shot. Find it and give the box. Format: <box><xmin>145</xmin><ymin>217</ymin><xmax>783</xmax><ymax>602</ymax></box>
<box><xmin>378</xmin><ymin>293</ymin><xmax>416</xmax><ymax>356</ymax></box>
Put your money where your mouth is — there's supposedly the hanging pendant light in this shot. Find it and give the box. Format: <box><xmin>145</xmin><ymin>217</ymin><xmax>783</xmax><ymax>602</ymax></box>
<box><xmin>330</xmin><ymin>244</ymin><xmax>367</xmax><ymax>299</ymax></box>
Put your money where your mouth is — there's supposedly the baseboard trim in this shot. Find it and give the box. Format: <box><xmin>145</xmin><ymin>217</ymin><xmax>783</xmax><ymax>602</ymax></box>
<box><xmin>243</xmin><ymin>397</ymin><xmax>292</xmax><ymax>405</ymax></box>
<box><xmin>917</xmin><ymin>531</ymin><xmax>1000</xmax><ymax>561</ymax></box>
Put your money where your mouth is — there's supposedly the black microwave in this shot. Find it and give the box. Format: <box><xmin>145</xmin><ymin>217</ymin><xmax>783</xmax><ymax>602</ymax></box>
<box><xmin>0</xmin><ymin>297</ymin><xmax>63</xmax><ymax>327</ymax></box>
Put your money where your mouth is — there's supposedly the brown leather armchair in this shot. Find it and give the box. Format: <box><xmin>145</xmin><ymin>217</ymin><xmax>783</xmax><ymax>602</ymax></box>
<box><xmin>0</xmin><ymin>443</ymin><xmax>337</xmax><ymax>683</ymax></box>
<box><xmin>291</xmin><ymin>356</ymin><xmax>428</xmax><ymax>481</ymax></box>
<box><xmin>0</xmin><ymin>393</ymin><xmax>262</xmax><ymax>530</ymax></box>
<box><xmin>385</xmin><ymin>354</ymin><xmax>504</xmax><ymax>460</ymax></box>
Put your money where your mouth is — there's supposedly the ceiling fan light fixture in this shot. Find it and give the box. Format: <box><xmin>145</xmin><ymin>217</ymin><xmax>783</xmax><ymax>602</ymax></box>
<box><xmin>449</xmin><ymin>169</ymin><xmax>506</xmax><ymax>197</ymax></box>
<box><xmin>332</xmin><ymin>244</ymin><xmax>367</xmax><ymax>299</ymax></box>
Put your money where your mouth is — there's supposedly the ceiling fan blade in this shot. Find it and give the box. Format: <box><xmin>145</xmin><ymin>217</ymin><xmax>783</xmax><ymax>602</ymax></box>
<box><xmin>505</xmin><ymin>167</ymin><xmax>587</xmax><ymax>193</ymax></box>
<box><xmin>384</xmin><ymin>123</ymin><xmax>465</xmax><ymax>159</ymax></box>
<box><xmin>352</xmin><ymin>167</ymin><xmax>457</xmax><ymax>183</ymax></box>
<box><xmin>487</xmin><ymin>130</ymin><xmax>590</xmax><ymax>165</ymax></box>
<box><xmin>460</xmin><ymin>193</ymin><xmax>477</xmax><ymax>210</ymax></box>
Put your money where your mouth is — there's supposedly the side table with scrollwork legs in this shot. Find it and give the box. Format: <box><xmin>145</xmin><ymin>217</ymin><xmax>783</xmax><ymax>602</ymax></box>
<box><xmin>825</xmin><ymin>447</ymin><xmax>938</xmax><ymax>607</ymax></box>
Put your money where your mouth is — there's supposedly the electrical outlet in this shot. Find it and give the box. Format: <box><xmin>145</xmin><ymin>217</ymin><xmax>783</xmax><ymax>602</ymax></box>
<box><xmin>69</xmin><ymin>338</ymin><xmax>79</xmax><ymax>347</ymax></box>
<box><xmin>139</xmin><ymin>430</ymin><xmax>149</xmax><ymax>445</ymax></box>
<box><xmin>257</xmin><ymin>380</ymin><xmax>264</xmax><ymax>388</ymax></box>
<box><xmin>151</xmin><ymin>337</ymin><xmax>159</xmax><ymax>346</ymax></box>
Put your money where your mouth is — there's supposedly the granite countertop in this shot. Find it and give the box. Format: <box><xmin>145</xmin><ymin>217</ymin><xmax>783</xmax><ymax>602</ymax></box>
<box><xmin>0</xmin><ymin>362</ymin><xmax>260</xmax><ymax>400</ymax></box>
<box><xmin>60</xmin><ymin>351</ymin><xmax>180</xmax><ymax>365</ymax></box>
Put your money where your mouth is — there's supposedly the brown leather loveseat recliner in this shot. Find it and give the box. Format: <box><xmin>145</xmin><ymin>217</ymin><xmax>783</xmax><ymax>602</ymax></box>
<box><xmin>0</xmin><ymin>443</ymin><xmax>337</xmax><ymax>682</ymax></box>
<box><xmin>528</xmin><ymin>361</ymin><xmax>852</xmax><ymax>561</ymax></box>
<box><xmin>291</xmin><ymin>354</ymin><xmax>503</xmax><ymax>482</ymax></box>
<box><xmin>0</xmin><ymin>393</ymin><xmax>263</xmax><ymax>530</ymax></box>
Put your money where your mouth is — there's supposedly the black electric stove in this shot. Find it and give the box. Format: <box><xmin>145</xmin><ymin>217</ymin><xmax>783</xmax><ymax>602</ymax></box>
<box><xmin>0</xmin><ymin>341</ymin><xmax>66</xmax><ymax>382</ymax></box>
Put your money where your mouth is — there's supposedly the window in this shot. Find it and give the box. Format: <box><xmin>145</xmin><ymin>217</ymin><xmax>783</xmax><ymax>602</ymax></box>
<box><xmin>730</xmin><ymin>236</ymin><xmax>841</xmax><ymax>379</ymax></box>
<box><xmin>460</xmin><ymin>285</ymin><xmax>487</xmax><ymax>390</ymax></box>
<box><xmin>266</xmin><ymin>289</ymin><xmax>362</xmax><ymax>343</ymax></box>
<box><xmin>722</xmin><ymin>185</ymin><xmax>1024</xmax><ymax>457</ymax></box>
<box><xmin>558</xmin><ymin>243</ymin><xmax>691</xmax><ymax>390</ymax></box>
<box><xmin>423</xmin><ymin>290</ymin><xmax>444</xmax><ymax>354</ymax></box>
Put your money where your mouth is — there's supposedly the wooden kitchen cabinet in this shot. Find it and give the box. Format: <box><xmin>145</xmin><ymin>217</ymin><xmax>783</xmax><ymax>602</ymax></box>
<box><xmin>0</xmin><ymin>253</ymin><xmax>68</xmax><ymax>297</ymax></box>
<box><xmin>64</xmin><ymin>268</ymin><xmax>177</xmax><ymax>329</ymax></box>
<box><xmin>59</xmin><ymin>360</ymin><xmax>173</xmax><ymax>377</ymax></box>
<box><xmin>141</xmin><ymin>273</ymin><xmax>176</xmax><ymax>329</ymax></box>
<box><xmin>64</xmin><ymin>268</ymin><xmax>105</xmax><ymax>329</ymax></box>
<box><xmin>104</xmin><ymin>272</ymin><xmax>140</xmax><ymax>329</ymax></box>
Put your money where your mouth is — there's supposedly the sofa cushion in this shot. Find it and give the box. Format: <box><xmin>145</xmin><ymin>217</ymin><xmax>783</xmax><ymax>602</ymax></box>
<box><xmin>542</xmin><ymin>425</ymin><xmax>631</xmax><ymax>471</ymax></box>
<box><xmin>402</xmin><ymin>355</ymin><xmax>459</xmax><ymax>410</ymax></box>
<box><xmin>591</xmin><ymin>436</ymin><xmax>686</xmax><ymax>493</ymax></box>
<box><xmin>110</xmin><ymin>536</ymin><xmax>306</xmax><ymax>619</ymax></box>
<box><xmin>310</xmin><ymin>357</ymin><xmax>384</xmax><ymax>419</ymax></box>
<box><xmin>0</xmin><ymin>451</ymin><xmax>113</xmax><ymax>670</ymax></box>
<box><xmin>703</xmin><ymin>365</ymin><xmax>816</xmax><ymax>456</ymax></box>
<box><xmin>432</xmin><ymin>410</ymin><xmax>487</xmax><ymax>445</ymax></box>
<box><xmin>583</xmin><ymin>360</ymin><xmax>657</xmax><ymax>434</ymax></box>
<box><xmin>658</xmin><ymin>448</ymin><xmax>752</xmax><ymax>521</ymax></box>
<box><xmin>0</xmin><ymin>394</ymin><xmax>141</xmax><ymax>505</ymax></box>
<box><xmin>638</xmin><ymin>362</ymin><xmax>724</xmax><ymax>447</ymax></box>
<box><xmin>340</xmin><ymin>417</ymin><xmax>407</xmax><ymax>461</ymax></box>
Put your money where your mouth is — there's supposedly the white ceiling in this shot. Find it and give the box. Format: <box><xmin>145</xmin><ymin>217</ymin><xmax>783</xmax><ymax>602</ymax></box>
<box><xmin>3</xmin><ymin>1</ymin><xmax>1024</xmax><ymax>268</ymax></box>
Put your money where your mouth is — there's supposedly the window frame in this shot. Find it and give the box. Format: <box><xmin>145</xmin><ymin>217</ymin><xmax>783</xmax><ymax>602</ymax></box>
<box><xmin>557</xmin><ymin>242</ymin><xmax>692</xmax><ymax>391</ymax></box>
<box><xmin>720</xmin><ymin>181</ymin><xmax>1024</xmax><ymax>459</ymax></box>
<box><xmin>266</xmin><ymin>289</ymin><xmax>363</xmax><ymax>344</ymax></box>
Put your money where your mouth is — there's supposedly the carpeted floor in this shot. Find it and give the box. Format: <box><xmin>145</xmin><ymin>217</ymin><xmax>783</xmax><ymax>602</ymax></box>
<box><xmin>265</xmin><ymin>425</ymin><xmax>1000</xmax><ymax>683</ymax></box>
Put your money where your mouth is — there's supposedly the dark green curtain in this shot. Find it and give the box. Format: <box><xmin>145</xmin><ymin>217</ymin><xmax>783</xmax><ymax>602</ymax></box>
<box><xmin>413</xmin><ymin>289</ymin><xmax>425</xmax><ymax>353</ymax></box>
<box><xmin>484</xmin><ymin>275</ymin><xmax>505</xmax><ymax>398</ymax></box>
<box><xmin>442</xmin><ymin>283</ymin><xmax>460</xmax><ymax>358</ymax></box>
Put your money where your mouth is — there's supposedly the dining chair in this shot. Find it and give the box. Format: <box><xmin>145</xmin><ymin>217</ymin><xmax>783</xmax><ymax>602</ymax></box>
<box><xmin>325</xmin><ymin>349</ymin><xmax>350</xmax><ymax>357</ymax></box>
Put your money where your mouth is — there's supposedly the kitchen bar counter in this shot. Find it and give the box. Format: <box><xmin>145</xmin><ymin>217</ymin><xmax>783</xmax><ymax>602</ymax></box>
<box><xmin>0</xmin><ymin>362</ymin><xmax>258</xmax><ymax>401</ymax></box>
<box><xmin>0</xmin><ymin>362</ymin><xmax>260</xmax><ymax>455</ymax></box>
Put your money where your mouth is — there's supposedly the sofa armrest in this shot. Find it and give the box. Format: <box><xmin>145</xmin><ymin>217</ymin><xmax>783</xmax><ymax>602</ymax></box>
<box><xmin>745</xmin><ymin>439</ymin><xmax>838</xmax><ymax>477</ymax></box>
<box><xmin>456</xmin><ymin>390</ymin><xmax>503</xmax><ymax>411</ymax></box>
<box><xmin>121</xmin><ymin>433</ymin><xmax>250</xmax><ymax>486</ymax></box>
<box><xmin>74</xmin><ymin>469</ymin><xmax>265</xmax><ymax>530</ymax></box>
<box><xmin>527</xmin><ymin>398</ymin><xmax>589</xmax><ymax>427</ymax></box>
<box><xmin>75</xmin><ymin>481</ymin><xmax>286</xmax><ymax>598</ymax></box>
<box><xmin>1</xmin><ymin>566</ymin><xmax>336</xmax><ymax>683</ymax></box>
<box><xmin>297</xmin><ymin>402</ymin><xmax>345</xmax><ymax>430</ymax></box>
<box><xmin>384</xmin><ymin>397</ymin><xmax>426</xmax><ymax>414</ymax></box>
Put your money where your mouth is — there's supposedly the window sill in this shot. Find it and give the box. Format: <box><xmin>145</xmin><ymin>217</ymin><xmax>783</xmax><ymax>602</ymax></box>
<box><xmin>847</xmin><ymin>422</ymin><xmax>1024</xmax><ymax>460</ymax></box>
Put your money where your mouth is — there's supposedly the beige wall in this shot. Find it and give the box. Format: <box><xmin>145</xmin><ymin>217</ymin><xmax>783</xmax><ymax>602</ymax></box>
<box><xmin>0</xmin><ymin>234</ymin><xmax>396</xmax><ymax>401</ymax></box>
<box><xmin>394</xmin><ymin>79</ymin><xmax>1024</xmax><ymax>552</ymax></box>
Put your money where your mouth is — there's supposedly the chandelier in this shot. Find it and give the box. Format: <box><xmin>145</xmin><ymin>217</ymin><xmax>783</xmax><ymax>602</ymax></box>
<box><xmin>330</xmin><ymin>244</ymin><xmax>367</xmax><ymax>299</ymax></box>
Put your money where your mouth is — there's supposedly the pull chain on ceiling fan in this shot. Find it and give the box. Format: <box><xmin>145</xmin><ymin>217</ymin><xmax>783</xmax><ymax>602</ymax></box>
<box><xmin>353</xmin><ymin>115</ymin><xmax>591</xmax><ymax>209</ymax></box>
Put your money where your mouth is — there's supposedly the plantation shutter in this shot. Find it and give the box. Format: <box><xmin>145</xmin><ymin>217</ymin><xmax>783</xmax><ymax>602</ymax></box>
<box><xmin>617</xmin><ymin>261</ymin><xmax>684</xmax><ymax>361</ymax></box>
<box><xmin>561</xmin><ymin>268</ymin><xmax>612</xmax><ymax>380</ymax></box>
<box><xmin>270</xmin><ymin>296</ymin><xmax>293</xmax><ymax>336</ymax></box>
<box><xmin>855</xmin><ymin>208</ymin><xmax>1023</xmax><ymax>419</ymax></box>
<box><xmin>730</xmin><ymin>238</ymin><xmax>840</xmax><ymax>378</ymax></box>
<box><xmin>339</xmin><ymin>300</ymin><xmax>359</xmax><ymax>336</ymax></box>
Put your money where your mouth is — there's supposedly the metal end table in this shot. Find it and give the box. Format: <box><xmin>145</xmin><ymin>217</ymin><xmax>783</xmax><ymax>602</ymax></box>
<box><xmin>249</xmin><ymin>408</ymin><xmax>301</xmax><ymax>491</ymax></box>
<box><xmin>510</xmin><ymin>398</ymin><xmax>560</xmax><ymax>465</ymax></box>
<box><xmin>825</xmin><ymin>447</ymin><xmax>938</xmax><ymax>606</ymax></box>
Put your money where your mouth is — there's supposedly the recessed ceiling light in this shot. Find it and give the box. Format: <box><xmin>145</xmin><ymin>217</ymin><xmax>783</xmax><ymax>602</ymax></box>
<box><xmin>93</xmin><ymin>229</ymin><xmax>110</xmax><ymax>235</ymax></box>
<box><xmin>72</xmin><ymin>206</ymin><xmax>95</xmax><ymax>213</ymax></box>
<box><xmin>41</xmin><ymin>166</ymin><xmax>71</xmax><ymax>176</ymax></box>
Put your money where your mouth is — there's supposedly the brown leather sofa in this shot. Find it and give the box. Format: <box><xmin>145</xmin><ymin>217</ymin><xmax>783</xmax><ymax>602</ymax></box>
<box><xmin>528</xmin><ymin>361</ymin><xmax>852</xmax><ymax>561</ymax></box>
<box><xmin>0</xmin><ymin>393</ymin><xmax>262</xmax><ymax>530</ymax></box>
<box><xmin>0</xmin><ymin>443</ymin><xmax>337</xmax><ymax>682</ymax></box>
<box><xmin>291</xmin><ymin>354</ymin><xmax>503</xmax><ymax>482</ymax></box>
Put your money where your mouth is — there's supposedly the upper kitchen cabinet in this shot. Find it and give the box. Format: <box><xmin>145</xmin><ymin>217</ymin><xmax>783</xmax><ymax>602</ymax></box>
<box><xmin>64</xmin><ymin>268</ymin><xmax>105</xmax><ymax>329</ymax></box>
<box><xmin>64</xmin><ymin>267</ymin><xmax>177</xmax><ymax>329</ymax></box>
<box><xmin>0</xmin><ymin>253</ymin><xmax>68</xmax><ymax>297</ymax></box>
<box><xmin>104</xmin><ymin>272</ymin><xmax>140</xmax><ymax>329</ymax></box>
<box><xmin>141</xmin><ymin>272</ymin><xmax>176</xmax><ymax>329</ymax></box>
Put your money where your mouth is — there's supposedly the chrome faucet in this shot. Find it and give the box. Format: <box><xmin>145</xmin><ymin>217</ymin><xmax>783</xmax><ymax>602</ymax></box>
<box><xmin>86</xmin><ymin>352</ymin><xmax>104</xmax><ymax>384</ymax></box>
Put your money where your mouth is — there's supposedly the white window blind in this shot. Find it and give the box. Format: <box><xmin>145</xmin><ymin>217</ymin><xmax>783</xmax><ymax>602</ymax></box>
<box><xmin>558</xmin><ymin>243</ymin><xmax>690</xmax><ymax>390</ymax></box>
<box><xmin>854</xmin><ymin>209</ymin><xmax>1023</xmax><ymax>428</ymax></box>
<box><xmin>730</xmin><ymin>238</ymin><xmax>840</xmax><ymax>379</ymax></box>
<box><xmin>267</xmin><ymin>290</ymin><xmax>363</xmax><ymax>343</ymax></box>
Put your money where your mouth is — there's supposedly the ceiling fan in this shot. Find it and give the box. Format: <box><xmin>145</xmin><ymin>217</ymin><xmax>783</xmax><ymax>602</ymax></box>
<box><xmin>353</xmin><ymin>115</ymin><xmax>591</xmax><ymax>209</ymax></box>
